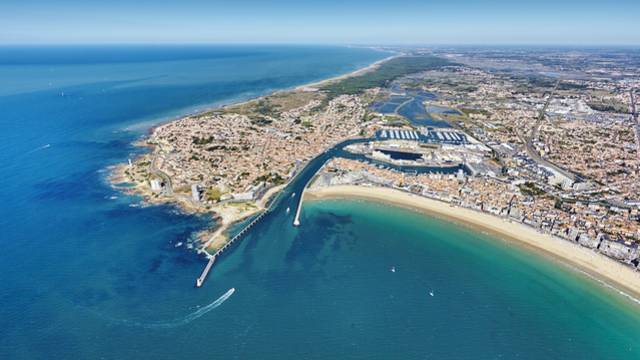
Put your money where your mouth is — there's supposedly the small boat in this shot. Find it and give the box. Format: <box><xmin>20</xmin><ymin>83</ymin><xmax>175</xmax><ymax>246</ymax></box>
<box><xmin>390</xmin><ymin>266</ymin><xmax>396</xmax><ymax>273</ymax></box>
<box><xmin>291</xmin><ymin>192</ymin><xmax>296</xmax><ymax>198</ymax></box>
<box><xmin>286</xmin><ymin>207</ymin><xmax>290</xmax><ymax>214</ymax></box>
<box><xmin>429</xmin><ymin>290</ymin><xmax>434</xmax><ymax>297</ymax></box>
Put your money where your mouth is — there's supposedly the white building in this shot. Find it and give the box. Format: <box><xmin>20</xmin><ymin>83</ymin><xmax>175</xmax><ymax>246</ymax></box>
<box><xmin>231</xmin><ymin>192</ymin><xmax>254</xmax><ymax>202</ymax></box>
<box><xmin>191</xmin><ymin>184</ymin><xmax>201</xmax><ymax>202</ymax></box>
<box><xmin>150</xmin><ymin>178</ymin><xmax>163</xmax><ymax>192</ymax></box>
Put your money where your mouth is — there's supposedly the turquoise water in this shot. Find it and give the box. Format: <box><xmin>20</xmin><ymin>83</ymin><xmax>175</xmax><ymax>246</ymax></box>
<box><xmin>1</xmin><ymin>45</ymin><xmax>639</xmax><ymax>359</ymax></box>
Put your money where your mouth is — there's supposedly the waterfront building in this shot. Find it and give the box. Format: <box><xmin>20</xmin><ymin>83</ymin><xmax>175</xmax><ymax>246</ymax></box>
<box><xmin>191</xmin><ymin>184</ymin><xmax>201</xmax><ymax>202</ymax></box>
<box><xmin>599</xmin><ymin>239</ymin><xmax>640</xmax><ymax>263</ymax></box>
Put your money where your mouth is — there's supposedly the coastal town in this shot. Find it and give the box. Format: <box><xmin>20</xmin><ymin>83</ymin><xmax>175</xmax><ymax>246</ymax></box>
<box><xmin>9</xmin><ymin>0</ymin><xmax>640</xmax><ymax>356</ymax></box>
<box><xmin>116</xmin><ymin>82</ymin><xmax>377</xmax><ymax>248</ymax></box>
<box><xmin>117</xmin><ymin>48</ymin><xmax>640</xmax><ymax>272</ymax></box>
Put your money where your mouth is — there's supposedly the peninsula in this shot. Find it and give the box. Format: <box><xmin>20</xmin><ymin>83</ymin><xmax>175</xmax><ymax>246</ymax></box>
<box><xmin>113</xmin><ymin>47</ymin><xmax>640</xmax><ymax>296</ymax></box>
<box><xmin>112</xmin><ymin>54</ymin><xmax>450</xmax><ymax>251</ymax></box>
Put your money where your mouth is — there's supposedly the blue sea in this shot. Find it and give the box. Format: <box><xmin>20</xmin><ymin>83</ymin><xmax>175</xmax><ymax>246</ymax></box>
<box><xmin>1</xmin><ymin>45</ymin><xmax>639</xmax><ymax>359</ymax></box>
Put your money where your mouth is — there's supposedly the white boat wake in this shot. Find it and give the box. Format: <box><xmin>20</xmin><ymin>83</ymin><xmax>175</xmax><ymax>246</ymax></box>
<box><xmin>25</xmin><ymin>144</ymin><xmax>50</xmax><ymax>155</ymax></box>
<box><xmin>104</xmin><ymin>288</ymin><xmax>235</xmax><ymax>329</ymax></box>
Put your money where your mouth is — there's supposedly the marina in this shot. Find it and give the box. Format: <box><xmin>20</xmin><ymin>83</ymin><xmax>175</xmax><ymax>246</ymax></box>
<box><xmin>376</xmin><ymin>128</ymin><xmax>471</xmax><ymax>145</ymax></box>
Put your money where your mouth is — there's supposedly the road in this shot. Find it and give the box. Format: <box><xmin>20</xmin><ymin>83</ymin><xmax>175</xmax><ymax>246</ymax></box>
<box><xmin>521</xmin><ymin>80</ymin><xmax>577</xmax><ymax>182</ymax></box>
<box><xmin>631</xmin><ymin>88</ymin><xmax>637</xmax><ymax>120</ymax></box>
<box><xmin>630</xmin><ymin>89</ymin><xmax>640</xmax><ymax>161</ymax></box>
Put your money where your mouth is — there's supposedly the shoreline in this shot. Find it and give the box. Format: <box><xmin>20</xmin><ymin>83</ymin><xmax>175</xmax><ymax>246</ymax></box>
<box><xmin>296</xmin><ymin>52</ymin><xmax>400</xmax><ymax>90</ymax></box>
<box><xmin>305</xmin><ymin>184</ymin><xmax>640</xmax><ymax>303</ymax></box>
<box><xmin>124</xmin><ymin>46</ymin><xmax>394</xmax><ymax>141</ymax></box>
<box><xmin>110</xmin><ymin>48</ymin><xmax>396</xmax><ymax>251</ymax></box>
<box><xmin>124</xmin><ymin>48</ymin><xmax>396</xmax><ymax>136</ymax></box>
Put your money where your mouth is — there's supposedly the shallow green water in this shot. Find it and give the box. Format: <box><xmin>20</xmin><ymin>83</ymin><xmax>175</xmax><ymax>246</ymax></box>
<box><xmin>117</xmin><ymin>197</ymin><xmax>638</xmax><ymax>359</ymax></box>
<box><xmin>263</xmin><ymin>199</ymin><xmax>640</xmax><ymax>359</ymax></box>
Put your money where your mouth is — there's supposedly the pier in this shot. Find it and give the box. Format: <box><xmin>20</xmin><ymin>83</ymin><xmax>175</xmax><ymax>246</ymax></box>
<box><xmin>193</xmin><ymin>142</ymin><xmax>355</xmax><ymax>287</ymax></box>
<box><xmin>196</xmin><ymin>256</ymin><xmax>215</xmax><ymax>287</ymax></box>
<box><xmin>293</xmin><ymin>190</ymin><xmax>304</xmax><ymax>226</ymax></box>
<box><xmin>214</xmin><ymin>209</ymin><xmax>268</xmax><ymax>257</ymax></box>
<box><xmin>290</xmin><ymin>160</ymin><xmax>331</xmax><ymax>228</ymax></box>
<box><xmin>195</xmin><ymin>189</ymin><xmax>284</xmax><ymax>287</ymax></box>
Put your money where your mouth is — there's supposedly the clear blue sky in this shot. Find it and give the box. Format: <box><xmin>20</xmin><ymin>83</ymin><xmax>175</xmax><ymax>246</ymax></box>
<box><xmin>2</xmin><ymin>0</ymin><xmax>638</xmax><ymax>45</ymax></box>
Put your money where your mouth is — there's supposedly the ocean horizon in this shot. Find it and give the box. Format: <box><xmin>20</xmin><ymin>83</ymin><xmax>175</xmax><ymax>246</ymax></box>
<box><xmin>1</xmin><ymin>45</ymin><xmax>639</xmax><ymax>359</ymax></box>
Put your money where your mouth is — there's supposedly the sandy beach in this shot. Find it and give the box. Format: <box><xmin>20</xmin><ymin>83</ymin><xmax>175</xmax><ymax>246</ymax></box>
<box><xmin>296</xmin><ymin>52</ymin><xmax>401</xmax><ymax>90</ymax></box>
<box><xmin>305</xmin><ymin>185</ymin><xmax>640</xmax><ymax>301</ymax></box>
<box><xmin>200</xmin><ymin>184</ymin><xmax>285</xmax><ymax>251</ymax></box>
